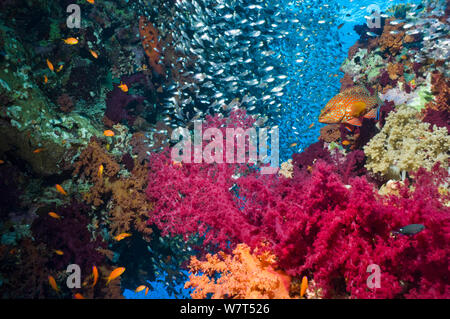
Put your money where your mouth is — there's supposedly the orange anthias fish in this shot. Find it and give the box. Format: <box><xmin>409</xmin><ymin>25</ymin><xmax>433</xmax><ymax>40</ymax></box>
<box><xmin>172</xmin><ymin>160</ymin><xmax>182</xmax><ymax>168</ymax></box>
<box><xmin>46</xmin><ymin>59</ymin><xmax>54</xmax><ymax>72</ymax></box>
<box><xmin>55</xmin><ymin>184</ymin><xmax>68</xmax><ymax>196</ymax></box>
<box><xmin>114</xmin><ymin>233</ymin><xmax>132</xmax><ymax>241</ymax></box>
<box><xmin>33</xmin><ymin>148</ymin><xmax>45</xmax><ymax>153</ymax></box>
<box><xmin>318</xmin><ymin>86</ymin><xmax>381</xmax><ymax>127</ymax></box>
<box><xmin>106</xmin><ymin>267</ymin><xmax>125</xmax><ymax>285</ymax></box>
<box><xmin>103</xmin><ymin>129</ymin><xmax>115</xmax><ymax>137</ymax></box>
<box><xmin>74</xmin><ymin>293</ymin><xmax>85</xmax><ymax>299</ymax></box>
<box><xmin>48</xmin><ymin>212</ymin><xmax>61</xmax><ymax>219</ymax></box>
<box><xmin>118</xmin><ymin>82</ymin><xmax>128</xmax><ymax>92</ymax></box>
<box><xmin>300</xmin><ymin>276</ymin><xmax>308</xmax><ymax>298</ymax></box>
<box><xmin>54</xmin><ymin>249</ymin><xmax>64</xmax><ymax>255</ymax></box>
<box><xmin>92</xmin><ymin>265</ymin><xmax>99</xmax><ymax>288</ymax></box>
<box><xmin>44</xmin><ymin>75</ymin><xmax>48</xmax><ymax>83</ymax></box>
<box><xmin>48</xmin><ymin>275</ymin><xmax>59</xmax><ymax>293</ymax></box>
<box><xmin>56</xmin><ymin>64</ymin><xmax>64</xmax><ymax>72</ymax></box>
<box><xmin>342</xmin><ymin>140</ymin><xmax>351</xmax><ymax>146</ymax></box>
<box><xmin>89</xmin><ymin>50</ymin><xmax>98</xmax><ymax>59</ymax></box>
<box><xmin>98</xmin><ymin>164</ymin><xmax>104</xmax><ymax>178</ymax></box>
<box><xmin>63</xmin><ymin>37</ymin><xmax>78</xmax><ymax>45</ymax></box>
<box><xmin>86</xmin><ymin>0</ymin><xmax>95</xmax><ymax>4</ymax></box>
<box><xmin>135</xmin><ymin>285</ymin><xmax>146</xmax><ymax>293</ymax></box>
<box><xmin>145</xmin><ymin>287</ymin><xmax>149</xmax><ymax>296</ymax></box>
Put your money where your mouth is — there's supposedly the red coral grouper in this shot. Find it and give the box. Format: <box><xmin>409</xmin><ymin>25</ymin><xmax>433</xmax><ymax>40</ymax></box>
<box><xmin>318</xmin><ymin>86</ymin><xmax>382</xmax><ymax>127</ymax></box>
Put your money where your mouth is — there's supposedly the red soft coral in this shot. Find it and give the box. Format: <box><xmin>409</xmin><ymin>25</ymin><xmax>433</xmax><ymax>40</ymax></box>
<box><xmin>147</xmin><ymin>111</ymin><xmax>449</xmax><ymax>299</ymax></box>
<box><xmin>239</xmin><ymin>162</ymin><xmax>450</xmax><ymax>298</ymax></box>
<box><xmin>146</xmin><ymin>110</ymin><xmax>260</xmax><ymax>250</ymax></box>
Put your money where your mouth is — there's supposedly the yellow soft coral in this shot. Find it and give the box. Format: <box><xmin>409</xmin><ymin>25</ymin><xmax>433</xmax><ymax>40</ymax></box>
<box><xmin>185</xmin><ymin>244</ymin><xmax>292</xmax><ymax>299</ymax></box>
<box><xmin>364</xmin><ymin>105</ymin><xmax>449</xmax><ymax>178</ymax></box>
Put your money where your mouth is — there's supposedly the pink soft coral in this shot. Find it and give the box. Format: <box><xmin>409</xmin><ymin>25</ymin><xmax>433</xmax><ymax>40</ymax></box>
<box><xmin>146</xmin><ymin>110</ymin><xmax>260</xmax><ymax>249</ymax></box>
<box><xmin>238</xmin><ymin>162</ymin><xmax>450</xmax><ymax>298</ymax></box>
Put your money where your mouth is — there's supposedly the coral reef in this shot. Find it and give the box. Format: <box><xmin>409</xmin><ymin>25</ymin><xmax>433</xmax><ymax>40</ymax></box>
<box><xmin>292</xmin><ymin>140</ymin><xmax>332</xmax><ymax>171</ymax></box>
<box><xmin>427</xmin><ymin>71</ymin><xmax>450</xmax><ymax>112</ymax></box>
<box><xmin>73</xmin><ymin>137</ymin><xmax>120</xmax><ymax>190</ymax></box>
<box><xmin>106</xmin><ymin>162</ymin><xmax>154</xmax><ymax>240</ymax></box>
<box><xmin>0</xmin><ymin>0</ymin><xmax>449</xmax><ymax>301</ymax></box>
<box><xmin>422</xmin><ymin>108</ymin><xmax>450</xmax><ymax>132</ymax></box>
<box><xmin>104</xmin><ymin>82</ymin><xmax>145</xmax><ymax>126</ymax></box>
<box><xmin>236</xmin><ymin>161</ymin><xmax>450</xmax><ymax>298</ymax></box>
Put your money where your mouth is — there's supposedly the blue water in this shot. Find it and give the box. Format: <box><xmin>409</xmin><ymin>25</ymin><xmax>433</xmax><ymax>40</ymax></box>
<box><xmin>273</xmin><ymin>0</ymin><xmax>422</xmax><ymax>161</ymax></box>
<box><xmin>124</xmin><ymin>0</ymin><xmax>422</xmax><ymax>299</ymax></box>
<box><xmin>123</xmin><ymin>271</ymin><xmax>192</xmax><ymax>299</ymax></box>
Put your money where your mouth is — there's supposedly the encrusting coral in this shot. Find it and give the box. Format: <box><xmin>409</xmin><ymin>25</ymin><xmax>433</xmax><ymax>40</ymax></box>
<box><xmin>185</xmin><ymin>243</ymin><xmax>292</xmax><ymax>299</ymax></box>
<box><xmin>387</xmin><ymin>62</ymin><xmax>404</xmax><ymax>81</ymax></box>
<box><xmin>364</xmin><ymin>105</ymin><xmax>449</xmax><ymax>178</ymax></box>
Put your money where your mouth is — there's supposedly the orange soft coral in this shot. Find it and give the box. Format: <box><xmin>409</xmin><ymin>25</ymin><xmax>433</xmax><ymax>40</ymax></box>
<box><xmin>185</xmin><ymin>244</ymin><xmax>292</xmax><ymax>299</ymax></box>
<box><xmin>379</xmin><ymin>19</ymin><xmax>414</xmax><ymax>55</ymax></box>
<box><xmin>106</xmin><ymin>162</ymin><xmax>153</xmax><ymax>240</ymax></box>
<box><xmin>428</xmin><ymin>71</ymin><xmax>450</xmax><ymax>112</ymax></box>
<box><xmin>139</xmin><ymin>16</ymin><xmax>164</xmax><ymax>75</ymax></box>
<box><xmin>73</xmin><ymin>137</ymin><xmax>120</xmax><ymax>190</ymax></box>
<box><xmin>73</xmin><ymin>139</ymin><xmax>153</xmax><ymax>240</ymax></box>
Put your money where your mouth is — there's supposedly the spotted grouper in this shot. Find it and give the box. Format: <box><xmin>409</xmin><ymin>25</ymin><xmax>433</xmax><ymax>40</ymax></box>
<box><xmin>318</xmin><ymin>86</ymin><xmax>382</xmax><ymax>127</ymax></box>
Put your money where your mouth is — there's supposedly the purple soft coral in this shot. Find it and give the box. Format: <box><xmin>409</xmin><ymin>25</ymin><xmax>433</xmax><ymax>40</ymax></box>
<box><xmin>31</xmin><ymin>201</ymin><xmax>106</xmax><ymax>273</ymax></box>
<box><xmin>104</xmin><ymin>74</ymin><xmax>147</xmax><ymax>124</ymax></box>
